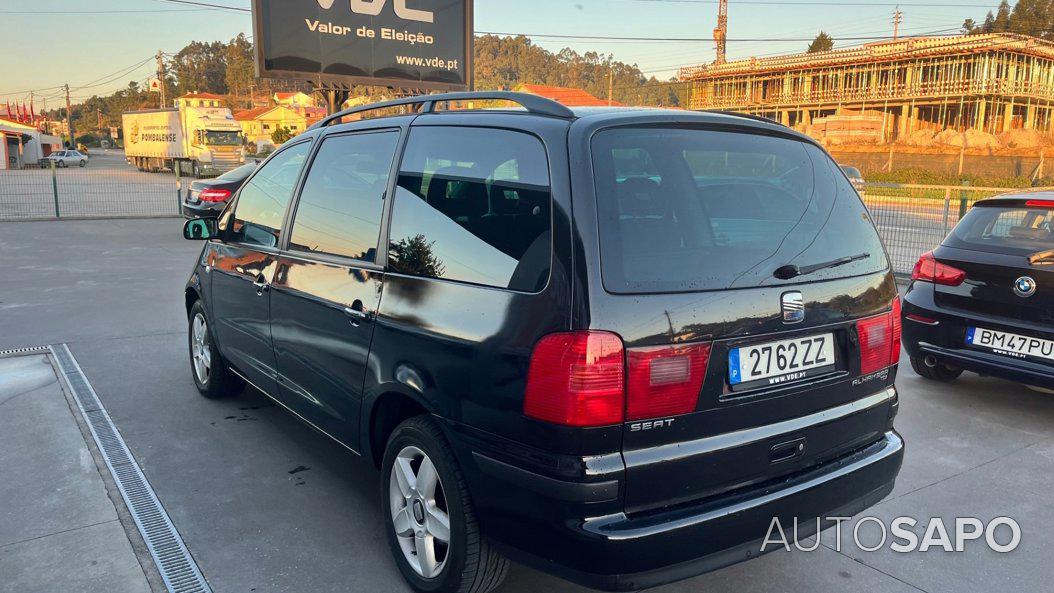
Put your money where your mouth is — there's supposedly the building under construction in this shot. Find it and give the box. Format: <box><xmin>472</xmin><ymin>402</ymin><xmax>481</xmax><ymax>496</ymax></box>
<box><xmin>680</xmin><ymin>33</ymin><xmax>1054</xmax><ymax>142</ymax></box>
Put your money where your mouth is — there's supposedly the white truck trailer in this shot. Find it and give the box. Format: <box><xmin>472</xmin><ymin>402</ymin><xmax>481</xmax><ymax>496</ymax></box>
<box><xmin>122</xmin><ymin>105</ymin><xmax>244</xmax><ymax>174</ymax></box>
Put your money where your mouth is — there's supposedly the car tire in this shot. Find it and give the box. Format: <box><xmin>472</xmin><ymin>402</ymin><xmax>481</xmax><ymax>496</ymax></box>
<box><xmin>381</xmin><ymin>416</ymin><xmax>509</xmax><ymax>593</ymax></box>
<box><xmin>79</xmin><ymin>160</ymin><xmax>86</xmax><ymax>167</ymax></box>
<box><xmin>188</xmin><ymin>300</ymin><xmax>243</xmax><ymax>399</ymax></box>
<box><xmin>910</xmin><ymin>356</ymin><xmax>963</xmax><ymax>382</ymax></box>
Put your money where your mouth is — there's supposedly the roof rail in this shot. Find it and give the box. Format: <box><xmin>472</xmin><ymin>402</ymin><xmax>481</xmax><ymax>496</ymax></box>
<box><xmin>702</xmin><ymin>110</ymin><xmax>786</xmax><ymax>127</ymax></box>
<box><xmin>310</xmin><ymin>91</ymin><xmax>575</xmax><ymax>130</ymax></box>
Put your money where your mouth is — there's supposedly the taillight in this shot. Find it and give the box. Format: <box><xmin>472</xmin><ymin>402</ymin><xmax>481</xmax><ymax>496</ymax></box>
<box><xmin>627</xmin><ymin>343</ymin><xmax>710</xmax><ymax>420</ymax></box>
<box><xmin>524</xmin><ymin>331</ymin><xmax>625</xmax><ymax>427</ymax></box>
<box><xmin>199</xmin><ymin>188</ymin><xmax>232</xmax><ymax>202</ymax></box>
<box><xmin>858</xmin><ymin>298</ymin><xmax>901</xmax><ymax>374</ymax></box>
<box><xmin>1026</xmin><ymin>199</ymin><xmax>1054</xmax><ymax>208</ymax></box>
<box><xmin>891</xmin><ymin>297</ymin><xmax>902</xmax><ymax>366</ymax></box>
<box><xmin>911</xmin><ymin>251</ymin><xmax>965</xmax><ymax>286</ymax></box>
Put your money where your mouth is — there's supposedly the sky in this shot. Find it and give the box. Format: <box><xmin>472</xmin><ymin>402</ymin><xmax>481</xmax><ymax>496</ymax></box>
<box><xmin>0</xmin><ymin>0</ymin><xmax>1005</xmax><ymax>107</ymax></box>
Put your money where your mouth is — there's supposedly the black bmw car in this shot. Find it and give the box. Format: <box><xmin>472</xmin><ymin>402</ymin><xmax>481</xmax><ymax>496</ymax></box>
<box><xmin>181</xmin><ymin>162</ymin><xmax>257</xmax><ymax>218</ymax></box>
<box><xmin>902</xmin><ymin>193</ymin><xmax>1054</xmax><ymax>389</ymax></box>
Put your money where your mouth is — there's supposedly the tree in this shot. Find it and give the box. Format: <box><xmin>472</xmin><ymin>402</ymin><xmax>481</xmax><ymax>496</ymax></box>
<box><xmin>270</xmin><ymin>126</ymin><xmax>293</xmax><ymax>145</ymax></box>
<box><xmin>389</xmin><ymin>234</ymin><xmax>446</xmax><ymax>278</ymax></box>
<box><xmin>982</xmin><ymin>11</ymin><xmax>997</xmax><ymax>32</ymax></box>
<box><xmin>171</xmin><ymin>41</ymin><xmax>228</xmax><ymax>95</ymax></box>
<box><xmin>225</xmin><ymin>33</ymin><xmax>254</xmax><ymax>107</ymax></box>
<box><xmin>807</xmin><ymin>31</ymin><xmax>834</xmax><ymax>53</ymax></box>
<box><xmin>962</xmin><ymin>18</ymin><xmax>981</xmax><ymax>34</ymax></box>
<box><xmin>994</xmin><ymin>0</ymin><xmax>1013</xmax><ymax>31</ymax></box>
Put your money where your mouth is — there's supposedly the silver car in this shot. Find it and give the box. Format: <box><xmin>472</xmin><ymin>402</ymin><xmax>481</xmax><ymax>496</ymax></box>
<box><xmin>41</xmin><ymin>150</ymin><xmax>88</xmax><ymax>168</ymax></box>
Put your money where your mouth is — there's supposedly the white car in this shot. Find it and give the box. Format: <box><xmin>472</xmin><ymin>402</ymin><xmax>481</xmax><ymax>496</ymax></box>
<box><xmin>41</xmin><ymin>150</ymin><xmax>88</xmax><ymax>168</ymax></box>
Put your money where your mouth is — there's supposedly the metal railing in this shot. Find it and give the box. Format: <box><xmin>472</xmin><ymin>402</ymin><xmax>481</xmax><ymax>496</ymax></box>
<box><xmin>0</xmin><ymin>149</ymin><xmax>186</xmax><ymax>220</ymax></box>
<box><xmin>0</xmin><ymin>156</ymin><xmax>1037</xmax><ymax>278</ymax></box>
<box><xmin>860</xmin><ymin>182</ymin><xmax>1039</xmax><ymax>275</ymax></box>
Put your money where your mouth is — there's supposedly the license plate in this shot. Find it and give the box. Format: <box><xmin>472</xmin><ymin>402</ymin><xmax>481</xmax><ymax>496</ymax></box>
<box><xmin>966</xmin><ymin>327</ymin><xmax>1054</xmax><ymax>361</ymax></box>
<box><xmin>729</xmin><ymin>333</ymin><xmax>836</xmax><ymax>386</ymax></box>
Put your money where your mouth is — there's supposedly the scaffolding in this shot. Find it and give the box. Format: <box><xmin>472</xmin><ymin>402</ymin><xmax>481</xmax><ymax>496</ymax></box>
<box><xmin>680</xmin><ymin>33</ymin><xmax>1054</xmax><ymax>140</ymax></box>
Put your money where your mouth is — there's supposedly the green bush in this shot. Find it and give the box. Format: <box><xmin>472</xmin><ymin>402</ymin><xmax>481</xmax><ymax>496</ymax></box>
<box><xmin>865</xmin><ymin>168</ymin><xmax>1041</xmax><ymax>188</ymax></box>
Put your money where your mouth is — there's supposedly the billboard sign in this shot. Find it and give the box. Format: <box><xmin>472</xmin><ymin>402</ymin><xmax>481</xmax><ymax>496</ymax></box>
<box><xmin>252</xmin><ymin>0</ymin><xmax>472</xmax><ymax>91</ymax></box>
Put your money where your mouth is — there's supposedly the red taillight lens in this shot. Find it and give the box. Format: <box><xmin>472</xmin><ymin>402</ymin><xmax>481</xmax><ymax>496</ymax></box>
<box><xmin>627</xmin><ymin>343</ymin><xmax>711</xmax><ymax>421</ymax></box>
<box><xmin>911</xmin><ymin>251</ymin><xmax>965</xmax><ymax>286</ymax></box>
<box><xmin>858</xmin><ymin>298</ymin><xmax>901</xmax><ymax>374</ymax></box>
<box><xmin>1026</xmin><ymin>199</ymin><xmax>1054</xmax><ymax>208</ymax></box>
<box><xmin>199</xmin><ymin>188</ymin><xmax>232</xmax><ymax>202</ymax></box>
<box><xmin>524</xmin><ymin>331</ymin><xmax>625</xmax><ymax>427</ymax></box>
<box><xmin>891</xmin><ymin>297</ymin><xmax>902</xmax><ymax>366</ymax></box>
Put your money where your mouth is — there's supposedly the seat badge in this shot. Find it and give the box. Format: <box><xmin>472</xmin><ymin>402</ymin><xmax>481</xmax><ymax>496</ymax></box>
<box><xmin>781</xmin><ymin>291</ymin><xmax>805</xmax><ymax>324</ymax></box>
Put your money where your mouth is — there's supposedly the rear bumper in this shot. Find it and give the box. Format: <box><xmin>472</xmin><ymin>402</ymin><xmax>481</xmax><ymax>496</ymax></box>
<box><xmin>181</xmin><ymin>201</ymin><xmax>225</xmax><ymax>219</ymax></box>
<box><xmin>902</xmin><ymin>282</ymin><xmax>1054</xmax><ymax>388</ymax></box>
<box><xmin>454</xmin><ymin>424</ymin><xmax>902</xmax><ymax>591</ymax></box>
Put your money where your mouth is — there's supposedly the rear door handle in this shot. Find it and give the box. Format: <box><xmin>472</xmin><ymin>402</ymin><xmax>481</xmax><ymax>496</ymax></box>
<box><xmin>252</xmin><ymin>277</ymin><xmax>269</xmax><ymax>295</ymax></box>
<box><xmin>344</xmin><ymin>300</ymin><xmax>373</xmax><ymax>324</ymax></box>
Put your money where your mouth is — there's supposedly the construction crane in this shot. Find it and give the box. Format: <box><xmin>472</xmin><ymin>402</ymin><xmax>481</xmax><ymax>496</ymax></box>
<box><xmin>714</xmin><ymin>0</ymin><xmax>728</xmax><ymax>65</ymax></box>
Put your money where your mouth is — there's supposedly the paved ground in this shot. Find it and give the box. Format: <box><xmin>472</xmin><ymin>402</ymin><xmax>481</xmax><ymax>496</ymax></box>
<box><xmin>0</xmin><ymin>354</ymin><xmax>152</xmax><ymax>593</ymax></box>
<box><xmin>2</xmin><ymin>217</ymin><xmax>1052</xmax><ymax>593</ymax></box>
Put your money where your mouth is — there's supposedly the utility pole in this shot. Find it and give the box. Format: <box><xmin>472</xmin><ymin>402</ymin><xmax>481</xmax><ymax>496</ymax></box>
<box><xmin>64</xmin><ymin>84</ymin><xmax>74</xmax><ymax>148</ymax></box>
<box><xmin>892</xmin><ymin>6</ymin><xmax>903</xmax><ymax>40</ymax></box>
<box><xmin>156</xmin><ymin>50</ymin><xmax>167</xmax><ymax>108</ymax></box>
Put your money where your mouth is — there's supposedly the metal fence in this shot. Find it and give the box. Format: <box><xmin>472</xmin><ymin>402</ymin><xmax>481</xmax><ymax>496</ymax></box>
<box><xmin>0</xmin><ymin>149</ymin><xmax>186</xmax><ymax>220</ymax></box>
<box><xmin>860</xmin><ymin>182</ymin><xmax>1038</xmax><ymax>275</ymax></box>
<box><xmin>0</xmin><ymin>154</ymin><xmax>1041</xmax><ymax>277</ymax></box>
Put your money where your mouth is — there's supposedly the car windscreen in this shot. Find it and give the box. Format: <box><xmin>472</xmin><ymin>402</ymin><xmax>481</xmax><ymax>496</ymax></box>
<box><xmin>944</xmin><ymin>203</ymin><xmax>1054</xmax><ymax>255</ymax></box>
<box><xmin>204</xmin><ymin>131</ymin><xmax>242</xmax><ymax>146</ymax></box>
<box><xmin>841</xmin><ymin>166</ymin><xmax>862</xmax><ymax>178</ymax></box>
<box><xmin>591</xmin><ymin>127</ymin><xmax>888</xmax><ymax>293</ymax></box>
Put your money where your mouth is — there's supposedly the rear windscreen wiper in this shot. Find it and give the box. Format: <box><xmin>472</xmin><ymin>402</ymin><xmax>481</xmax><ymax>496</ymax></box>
<box><xmin>1028</xmin><ymin>249</ymin><xmax>1054</xmax><ymax>265</ymax></box>
<box><xmin>773</xmin><ymin>252</ymin><xmax>871</xmax><ymax>280</ymax></box>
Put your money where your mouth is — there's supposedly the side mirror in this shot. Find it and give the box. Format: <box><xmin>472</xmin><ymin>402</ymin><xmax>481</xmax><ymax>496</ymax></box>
<box><xmin>183</xmin><ymin>217</ymin><xmax>217</xmax><ymax>240</ymax></box>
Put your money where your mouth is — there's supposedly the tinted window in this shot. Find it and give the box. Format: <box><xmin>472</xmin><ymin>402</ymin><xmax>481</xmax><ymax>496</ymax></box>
<box><xmin>289</xmin><ymin>131</ymin><xmax>399</xmax><ymax>261</ymax></box>
<box><xmin>592</xmin><ymin>128</ymin><xmax>888</xmax><ymax>293</ymax></box>
<box><xmin>945</xmin><ymin>203</ymin><xmax>1054</xmax><ymax>255</ymax></box>
<box><xmin>230</xmin><ymin>141</ymin><xmax>311</xmax><ymax>248</ymax></box>
<box><xmin>388</xmin><ymin>127</ymin><xmax>552</xmax><ymax>291</ymax></box>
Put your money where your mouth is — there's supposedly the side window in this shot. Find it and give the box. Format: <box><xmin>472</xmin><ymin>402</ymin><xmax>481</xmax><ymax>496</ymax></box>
<box><xmin>230</xmin><ymin>141</ymin><xmax>311</xmax><ymax>248</ymax></box>
<box><xmin>288</xmin><ymin>130</ymin><xmax>400</xmax><ymax>262</ymax></box>
<box><xmin>388</xmin><ymin>127</ymin><xmax>552</xmax><ymax>292</ymax></box>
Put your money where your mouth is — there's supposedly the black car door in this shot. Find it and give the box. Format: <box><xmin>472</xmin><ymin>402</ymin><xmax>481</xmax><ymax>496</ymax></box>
<box><xmin>270</xmin><ymin>125</ymin><xmax>403</xmax><ymax>449</ymax></box>
<box><xmin>210</xmin><ymin>141</ymin><xmax>312</xmax><ymax>394</ymax></box>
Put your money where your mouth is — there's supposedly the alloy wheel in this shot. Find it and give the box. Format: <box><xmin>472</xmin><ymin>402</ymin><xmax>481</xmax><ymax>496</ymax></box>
<box><xmin>191</xmin><ymin>313</ymin><xmax>211</xmax><ymax>384</ymax></box>
<box><xmin>389</xmin><ymin>445</ymin><xmax>450</xmax><ymax>578</ymax></box>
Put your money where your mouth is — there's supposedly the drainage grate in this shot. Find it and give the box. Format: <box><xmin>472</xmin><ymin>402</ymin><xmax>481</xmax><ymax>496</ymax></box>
<box><xmin>49</xmin><ymin>344</ymin><xmax>213</xmax><ymax>593</ymax></box>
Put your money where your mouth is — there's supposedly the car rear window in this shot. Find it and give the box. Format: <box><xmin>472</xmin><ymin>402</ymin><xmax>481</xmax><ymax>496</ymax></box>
<box><xmin>591</xmin><ymin>127</ymin><xmax>888</xmax><ymax>293</ymax></box>
<box><xmin>945</xmin><ymin>203</ymin><xmax>1054</xmax><ymax>255</ymax></box>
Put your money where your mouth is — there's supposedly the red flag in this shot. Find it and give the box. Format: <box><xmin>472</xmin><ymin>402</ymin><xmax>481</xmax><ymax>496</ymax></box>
<box><xmin>16</xmin><ymin>101</ymin><xmax>24</xmax><ymax>122</ymax></box>
<box><xmin>3</xmin><ymin>101</ymin><xmax>9</xmax><ymax>119</ymax></box>
<box><xmin>29</xmin><ymin>100</ymin><xmax>35</xmax><ymax>120</ymax></box>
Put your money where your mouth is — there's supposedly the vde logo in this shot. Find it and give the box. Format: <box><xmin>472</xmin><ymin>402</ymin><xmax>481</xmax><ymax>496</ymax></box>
<box><xmin>315</xmin><ymin>0</ymin><xmax>434</xmax><ymax>23</ymax></box>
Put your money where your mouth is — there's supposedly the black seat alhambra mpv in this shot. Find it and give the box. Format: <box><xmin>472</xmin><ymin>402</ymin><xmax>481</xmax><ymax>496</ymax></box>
<box><xmin>902</xmin><ymin>193</ymin><xmax>1054</xmax><ymax>390</ymax></box>
<box><xmin>181</xmin><ymin>92</ymin><xmax>904</xmax><ymax>592</ymax></box>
